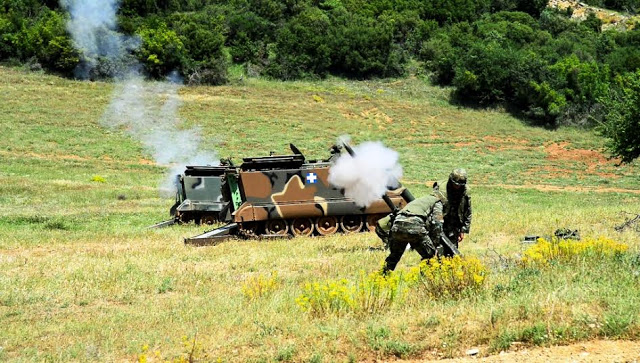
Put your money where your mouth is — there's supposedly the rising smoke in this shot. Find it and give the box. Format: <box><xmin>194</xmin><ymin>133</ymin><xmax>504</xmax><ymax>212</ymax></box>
<box><xmin>328</xmin><ymin>137</ymin><xmax>403</xmax><ymax>208</ymax></box>
<box><xmin>61</xmin><ymin>0</ymin><xmax>218</xmax><ymax>196</ymax></box>
<box><xmin>60</xmin><ymin>0</ymin><xmax>139</xmax><ymax>79</ymax></box>
<box><xmin>103</xmin><ymin>72</ymin><xmax>219</xmax><ymax>196</ymax></box>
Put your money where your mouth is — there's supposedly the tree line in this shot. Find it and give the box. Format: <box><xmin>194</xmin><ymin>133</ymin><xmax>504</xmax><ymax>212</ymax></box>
<box><xmin>1</xmin><ymin>0</ymin><xmax>639</xmax><ymax>161</ymax></box>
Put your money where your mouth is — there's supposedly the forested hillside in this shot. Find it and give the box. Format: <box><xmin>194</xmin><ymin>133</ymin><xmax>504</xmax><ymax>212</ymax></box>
<box><xmin>2</xmin><ymin>0</ymin><xmax>640</xmax><ymax>160</ymax></box>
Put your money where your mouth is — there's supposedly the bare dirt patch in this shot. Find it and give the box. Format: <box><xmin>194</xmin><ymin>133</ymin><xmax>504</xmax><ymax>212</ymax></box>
<box><xmin>543</xmin><ymin>142</ymin><xmax>622</xmax><ymax>178</ymax></box>
<box><xmin>429</xmin><ymin>339</ymin><xmax>640</xmax><ymax>362</ymax></box>
<box><xmin>545</xmin><ymin>142</ymin><xmax>607</xmax><ymax>163</ymax></box>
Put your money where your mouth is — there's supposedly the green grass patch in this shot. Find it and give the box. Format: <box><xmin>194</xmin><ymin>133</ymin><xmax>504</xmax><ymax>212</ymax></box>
<box><xmin>0</xmin><ymin>66</ymin><xmax>639</xmax><ymax>361</ymax></box>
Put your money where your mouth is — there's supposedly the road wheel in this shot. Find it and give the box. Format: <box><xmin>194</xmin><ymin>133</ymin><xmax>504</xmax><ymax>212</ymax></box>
<box><xmin>291</xmin><ymin>218</ymin><xmax>314</xmax><ymax>237</ymax></box>
<box><xmin>315</xmin><ymin>216</ymin><xmax>338</xmax><ymax>236</ymax></box>
<box><xmin>366</xmin><ymin>214</ymin><xmax>384</xmax><ymax>232</ymax></box>
<box><xmin>265</xmin><ymin>219</ymin><xmax>289</xmax><ymax>235</ymax></box>
<box><xmin>239</xmin><ymin>222</ymin><xmax>259</xmax><ymax>237</ymax></box>
<box><xmin>340</xmin><ymin>215</ymin><xmax>363</xmax><ymax>234</ymax></box>
<box><xmin>201</xmin><ymin>214</ymin><xmax>217</xmax><ymax>225</ymax></box>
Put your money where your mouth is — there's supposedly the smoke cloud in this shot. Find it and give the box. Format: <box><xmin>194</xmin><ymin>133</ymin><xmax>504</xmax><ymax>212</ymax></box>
<box><xmin>61</xmin><ymin>0</ymin><xmax>218</xmax><ymax>197</ymax></box>
<box><xmin>61</xmin><ymin>0</ymin><xmax>139</xmax><ymax>79</ymax></box>
<box><xmin>102</xmin><ymin>72</ymin><xmax>219</xmax><ymax>196</ymax></box>
<box><xmin>328</xmin><ymin>138</ymin><xmax>403</xmax><ymax>208</ymax></box>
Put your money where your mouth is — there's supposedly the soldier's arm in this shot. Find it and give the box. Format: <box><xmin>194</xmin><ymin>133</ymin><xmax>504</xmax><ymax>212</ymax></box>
<box><xmin>432</xmin><ymin>200</ymin><xmax>445</xmax><ymax>235</ymax></box>
<box><xmin>376</xmin><ymin>215</ymin><xmax>392</xmax><ymax>245</ymax></box>
<box><xmin>462</xmin><ymin>195</ymin><xmax>472</xmax><ymax>234</ymax></box>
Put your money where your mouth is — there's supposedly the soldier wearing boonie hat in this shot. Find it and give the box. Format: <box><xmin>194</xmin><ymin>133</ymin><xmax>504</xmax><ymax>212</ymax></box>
<box><xmin>432</xmin><ymin>168</ymin><xmax>472</xmax><ymax>255</ymax></box>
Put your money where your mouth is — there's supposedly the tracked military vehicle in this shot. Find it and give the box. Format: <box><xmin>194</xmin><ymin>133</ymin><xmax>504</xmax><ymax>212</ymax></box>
<box><xmin>171</xmin><ymin>164</ymin><xmax>233</xmax><ymax>225</ymax></box>
<box><xmin>180</xmin><ymin>143</ymin><xmax>415</xmax><ymax>244</ymax></box>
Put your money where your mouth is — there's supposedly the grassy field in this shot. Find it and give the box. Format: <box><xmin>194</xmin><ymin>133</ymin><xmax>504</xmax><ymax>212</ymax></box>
<box><xmin>1</xmin><ymin>65</ymin><xmax>639</xmax><ymax>362</ymax></box>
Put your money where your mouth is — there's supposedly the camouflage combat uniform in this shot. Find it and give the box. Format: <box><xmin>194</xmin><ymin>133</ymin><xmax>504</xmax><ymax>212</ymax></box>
<box><xmin>433</xmin><ymin>169</ymin><xmax>472</xmax><ymax>256</ymax></box>
<box><xmin>381</xmin><ymin>195</ymin><xmax>445</xmax><ymax>273</ymax></box>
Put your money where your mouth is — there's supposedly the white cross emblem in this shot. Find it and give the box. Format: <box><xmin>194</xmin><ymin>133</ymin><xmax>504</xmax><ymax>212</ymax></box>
<box><xmin>306</xmin><ymin>172</ymin><xmax>318</xmax><ymax>184</ymax></box>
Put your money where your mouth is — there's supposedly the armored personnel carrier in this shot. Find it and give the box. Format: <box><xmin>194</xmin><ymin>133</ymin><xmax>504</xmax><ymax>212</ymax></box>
<box><xmin>155</xmin><ymin>143</ymin><xmax>414</xmax><ymax>244</ymax></box>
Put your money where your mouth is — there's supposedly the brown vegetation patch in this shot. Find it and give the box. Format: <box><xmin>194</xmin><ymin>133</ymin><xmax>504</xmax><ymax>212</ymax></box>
<box><xmin>482</xmin><ymin>136</ymin><xmax>529</xmax><ymax>145</ymax></box>
<box><xmin>360</xmin><ymin>107</ymin><xmax>394</xmax><ymax>124</ymax></box>
<box><xmin>138</xmin><ymin>158</ymin><xmax>155</xmax><ymax>165</ymax></box>
<box><xmin>545</xmin><ymin>142</ymin><xmax>606</xmax><ymax>163</ymax></box>
<box><xmin>453</xmin><ymin>141</ymin><xmax>476</xmax><ymax>148</ymax></box>
<box><xmin>543</xmin><ymin>142</ymin><xmax>620</xmax><ymax>178</ymax></box>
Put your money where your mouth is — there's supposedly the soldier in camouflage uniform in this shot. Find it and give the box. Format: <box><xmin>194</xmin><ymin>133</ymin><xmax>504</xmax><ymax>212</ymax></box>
<box><xmin>380</xmin><ymin>195</ymin><xmax>446</xmax><ymax>273</ymax></box>
<box><xmin>433</xmin><ymin>168</ymin><xmax>472</xmax><ymax>256</ymax></box>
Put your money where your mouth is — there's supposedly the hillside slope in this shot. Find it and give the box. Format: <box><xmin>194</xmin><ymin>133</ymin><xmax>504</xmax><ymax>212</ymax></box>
<box><xmin>0</xmin><ymin>67</ymin><xmax>639</xmax><ymax>362</ymax></box>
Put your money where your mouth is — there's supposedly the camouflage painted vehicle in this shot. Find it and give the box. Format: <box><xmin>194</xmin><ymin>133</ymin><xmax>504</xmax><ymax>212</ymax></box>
<box><xmin>229</xmin><ymin>153</ymin><xmax>412</xmax><ymax>236</ymax></box>
<box><xmin>171</xmin><ymin>164</ymin><xmax>233</xmax><ymax>225</ymax></box>
<box><xmin>183</xmin><ymin>144</ymin><xmax>415</xmax><ymax>244</ymax></box>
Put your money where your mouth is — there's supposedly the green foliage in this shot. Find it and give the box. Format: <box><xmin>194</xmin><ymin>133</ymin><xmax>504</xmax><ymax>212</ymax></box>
<box><xmin>366</xmin><ymin>325</ymin><xmax>415</xmax><ymax>358</ymax></box>
<box><xmin>422</xmin><ymin>0</ymin><xmax>491</xmax><ymax>24</ymax></box>
<box><xmin>519</xmin><ymin>81</ymin><xmax>567</xmax><ymax>124</ymax></box>
<box><xmin>0</xmin><ymin>7</ymin><xmax>79</xmax><ymax>73</ymax></box>
<box><xmin>137</xmin><ymin>22</ymin><xmax>186</xmax><ymax>78</ymax></box>
<box><xmin>167</xmin><ymin>7</ymin><xmax>228</xmax><ymax>84</ymax></box>
<box><xmin>226</xmin><ymin>9</ymin><xmax>274</xmax><ymax>64</ymax></box>
<box><xmin>598</xmin><ymin>70</ymin><xmax>640</xmax><ymax>162</ymax></box>
<box><xmin>583</xmin><ymin>0</ymin><xmax>640</xmax><ymax>13</ymax></box>
<box><xmin>266</xmin><ymin>7</ymin><xmax>332</xmax><ymax>79</ymax></box>
<box><xmin>491</xmin><ymin>0</ymin><xmax>549</xmax><ymax>17</ymax></box>
<box><xmin>0</xmin><ymin>0</ymin><xmax>639</xmax><ymax>155</ymax></box>
<box><xmin>328</xmin><ymin>11</ymin><xmax>406</xmax><ymax>78</ymax></box>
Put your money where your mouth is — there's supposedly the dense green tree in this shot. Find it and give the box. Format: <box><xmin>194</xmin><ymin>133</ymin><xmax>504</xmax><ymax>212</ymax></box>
<box><xmin>137</xmin><ymin>22</ymin><xmax>186</xmax><ymax>77</ymax></box>
<box><xmin>266</xmin><ymin>7</ymin><xmax>332</xmax><ymax>79</ymax></box>
<box><xmin>599</xmin><ymin>71</ymin><xmax>640</xmax><ymax>162</ymax></box>
<box><xmin>329</xmin><ymin>10</ymin><xmax>405</xmax><ymax>78</ymax></box>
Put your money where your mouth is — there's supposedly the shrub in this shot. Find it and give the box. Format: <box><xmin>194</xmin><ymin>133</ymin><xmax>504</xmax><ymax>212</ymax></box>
<box><xmin>226</xmin><ymin>9</ymin><xmax>274</xmax><ymax>64</ymax></box>
<box><xmin>598</xmin><ymin>70</ymin><xmax>640</xmax><ymax>162</ymax></box>
<box><xmin>137</xmin><ymin>22</ymin><xmax>186</xmax><ymax>78</ymax></box>
<box><xmin>266</xmin><ymin>7</ymin><xmax>332</xmax><ymax>79</ymax></box>
<box><xmin>353</xmin><ymin>270</ymin><xmax>403</xmax><ymax>314</ymax></box>
<box><xmin>518</xmin><ymin>80</ymin><xmax>567</xmax><ymax>124</ymax></box>
<box><xmin>419</xmin><ymin>32</ymin><xmax>458</xmax><ymax>84</ymax></box>
<box><xmin>405</xmin><ymin>256</ymin><xmax>488</xmax><ymax>299</ymax></box>
<box><xmin>491</xmin><ymin>0</ymin><xmax>549</xmax><ymax>17</ymax></box>
<box><xmin>521</xmin><ymin>236</ymin><xmax>629</xmax><ymax>267</ymax></box>
<box><xmin>242</xmin><ymin>272</ymin><xmax>280</xmax><ymax>300</ymax></box>
<box><xmin>422</xmin><ymin>0</ymin><xmax>491</xmax><ymax>24</ymax></box>
<box><xmin>168</xmin><ymin>8</ymin><xmax>229</xmax><ymax>84</ymax></box>
<box><xmin>452</xmin><ymin>40</ymin><xmax>539</xmax><ymax>105</ymax></box>
<box><xmin>296</xmin><ymin>270</ymin><xmax>404</xmax><ymax>316</ymax></box>
<box><xmin>296</xmin><ymin>278</ymin><xmax>354</xmax><ymax>316</ymax></box>
<box><xmin>328</xmin><ymin>11</ymin><xmax>406</xmax><ymax>78</ymax></box>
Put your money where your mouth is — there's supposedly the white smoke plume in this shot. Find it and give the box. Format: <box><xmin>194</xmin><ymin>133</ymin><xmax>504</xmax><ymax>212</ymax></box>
<box><xmin>102</xmin><ymin>72</ymin><xmax>219</xmax><ymax>196</ymax></box>
<box><xmin>328</xmin><ymin>138</ymin><xmax>403</xmax><ymax>208</ymax></box>
<box><xmin>61</xmin><ymin>0</ymin><xmax>139</xmax><ymax>78</ymax></box>
<box><xmin>61</xmin><ymin>0</ymin><xmax>218</xmax><ymax>197</ymax></box>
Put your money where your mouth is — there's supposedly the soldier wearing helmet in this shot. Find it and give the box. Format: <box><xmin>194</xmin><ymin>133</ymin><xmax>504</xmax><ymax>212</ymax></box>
<box><xmin>433</xmin><ymin>168</ymin><xmax>472</xmax><ymax>256</ymax></box>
